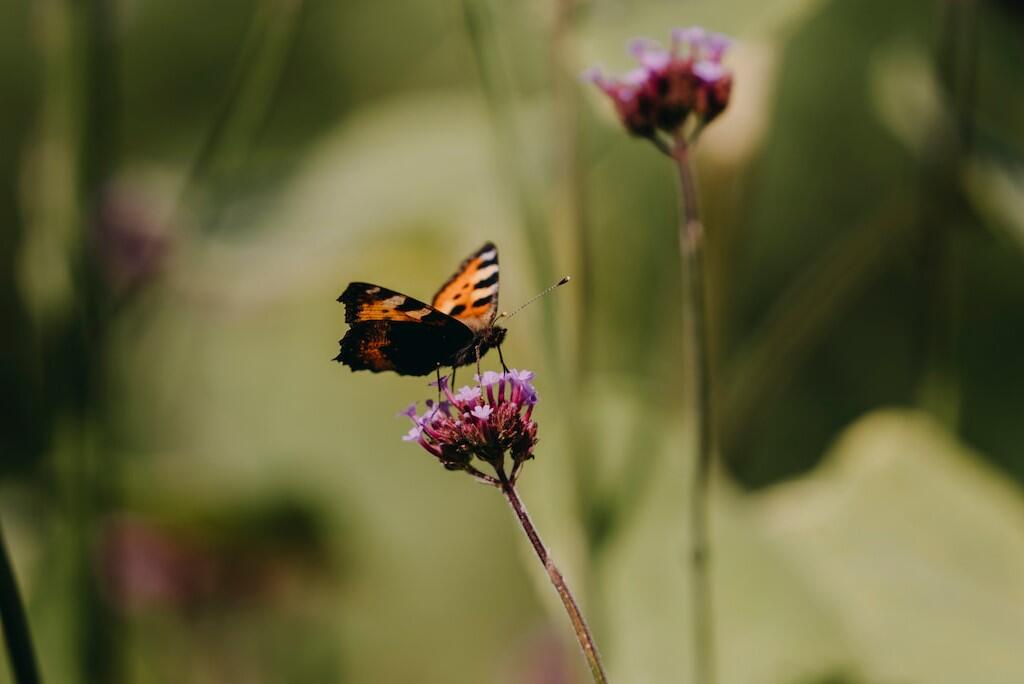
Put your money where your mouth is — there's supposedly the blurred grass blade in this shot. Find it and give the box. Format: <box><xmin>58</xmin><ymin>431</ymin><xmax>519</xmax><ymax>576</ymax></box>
<box><xmin>179</xmin><ymin>0</ymin><xmax>306</xmax><ymax>223</ymax></box>
<box><xmin>460</xmin><ymin>0</ymin><xmax>559</xmax><ymax>360</ymax></box>
<box><xmin>0</xmin><ymin>523</ymin><xmax>41</xmax><ymax>684</ymax></box>
<box><xmin>723</xmin><ymin>198</ymin><xmax>917</xmax><ymax>456</ymax></box>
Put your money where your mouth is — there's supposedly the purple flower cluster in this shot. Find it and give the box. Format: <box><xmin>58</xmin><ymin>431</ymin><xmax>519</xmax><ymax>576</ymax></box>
<box><xmin>401</xmin><ymin>369</ymin><xmax>539</xmax><ymax>484</ymax></box>
<box><xmin>92</xmin><ymin>183</ymin><xmax>171</xmax><ymax>295</ymax></box>
<box><xmin>586</xmin><ymin>27</ymin><xmax>733</xmax><ymax>139</ymax></box>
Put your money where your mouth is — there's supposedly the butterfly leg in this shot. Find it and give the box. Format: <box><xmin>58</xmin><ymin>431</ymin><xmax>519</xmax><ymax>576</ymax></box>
<box><xmin>435</xmin><ymin>367</ymin><xmax>443</xmax><ymax>402</ymax></box>
<box><xmin>497</xmin><ymin>344</ymin><xmax>509</xmax><ymax>374</ymax></box>
<box><xmin>475</xmin><ymin>345</ymin><xmax>482</xmax><ymax>378</ymax></box>
<box><xmin>451</xmin><ymin>366</ymin><xmax>457</xmax><ymax>387</ymax></box>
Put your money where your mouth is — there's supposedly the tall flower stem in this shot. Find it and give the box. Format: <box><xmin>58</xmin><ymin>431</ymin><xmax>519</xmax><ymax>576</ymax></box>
<box><xmin>498</xmin><ymin>474</ymin><xmax>608</xmax><ymax>684</ymax></box>
<box><xmin>0</xmin><ymin>523</ymin><xmax>41</xmax><ymax>684</ymax></box>
<box><xmin>586</xmin><ymin>27</ymin><xmax>731</xmax><ymax>684</ymax></box>
<box><xmin>673</xmin><ymin>135</ymin><xmax>715</xmax><ymax>684</ymax></box>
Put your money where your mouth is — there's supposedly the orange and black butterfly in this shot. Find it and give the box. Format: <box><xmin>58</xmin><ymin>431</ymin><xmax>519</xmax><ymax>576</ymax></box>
<box><xmin>334</xmin><ymin>242</ymin><xmax>507</xmax><ymax>376</ymax></box>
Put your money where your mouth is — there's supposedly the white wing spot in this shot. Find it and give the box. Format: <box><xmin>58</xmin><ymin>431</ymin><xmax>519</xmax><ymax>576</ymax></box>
<box><xmin>473</xmin><ymin>265</ymin><xmax>498</xmax><ymax>282</ymax></box>
<box><xmin>406</xmin><ymin>307</ymin><xmax>434</xmax><ymax>319</ymax></box>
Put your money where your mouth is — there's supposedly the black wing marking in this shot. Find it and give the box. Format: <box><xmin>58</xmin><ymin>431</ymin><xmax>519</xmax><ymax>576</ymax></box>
<box><xmin>334</xmin><ymin>282</ymin><xmax>474</xmax><ymax>376</ymax></box>
<box><xmin>431</xmin><ymin>242</ymin><xmax>499</xmax><ymax>332</ymax></box>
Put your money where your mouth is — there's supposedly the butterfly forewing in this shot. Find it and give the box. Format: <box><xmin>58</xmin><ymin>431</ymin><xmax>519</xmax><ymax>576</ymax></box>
<box><xmin>335</xmin><ymin>283</ymin><xmax>473</xmax><ymax>376</ymax></box>
<box><xmin>431</xmin><ymin>242</ymin><xmax>499</xmax><ymax>333</ymax></box>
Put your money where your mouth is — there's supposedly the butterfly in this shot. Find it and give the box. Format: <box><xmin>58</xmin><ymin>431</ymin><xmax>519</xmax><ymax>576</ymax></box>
<box><xmin>334</xmin><ymin>242</ymin><xmax>508</xmax><ymax>376</ymax></box>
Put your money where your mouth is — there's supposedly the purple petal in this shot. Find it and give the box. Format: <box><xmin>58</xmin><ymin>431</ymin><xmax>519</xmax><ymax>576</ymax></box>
<box><xmin>471</xmin><ymin>405</ymin><xmax>493</xmax><ymax>420</ymax></box>
<box><xmin>581</xmin><ymin>66</ymin><xmax>605</xmax><ymax>84</ymax></box>
<box><xmin>622</xmin><ymin>68</ymin><xmax>649</xmax><ymax>87</ymax></box>
<box><xmin>402</xmin><ymin>424</ymin><xmax>423</xmax><ymax>442</ymax></box>
<box><xmin>476</xmin><ymin>371</ymin><xmax>503</xmax><ymax>387</ymax></box>
<box><xmin>693</xmin><ymin>60</ymin><xmax>727</xmax><ymax>83</ymax></box>
<box><xmin>454</xmin><ymin>386</ymin><xmax>482</xmax><ymax>404</ymax></box>
<box><xmin>704</xmin><ymin>32</ymin><xmax>732</xmax><ymax>61</ymax></box>
<box><xmin>508</xmin><ymin>368</ymin><xmax>535</xmax><ymax>383</ymax></box>
<box><xmin>672</xmin><ymin>26</ymin><xmax>706</xmax><ymax>49</ymax></box>
<box><xmin>398</xmin><ymin>403</ymin><xmax>418</xmax><ymax>419</ymax></box>
<box><xmin>507</xmin><ymin>369</ymin><xmax>538</xmax><ymax>403</ymax></box>
<box><xmin>629</xmin><ymin>38</ymin><xmax>670</xmax><ymax>70</ymax></box>
<box><xmin>427</xmin><ymin>374</ymin><xmax>450</xmax><ymax>392</ymax></box>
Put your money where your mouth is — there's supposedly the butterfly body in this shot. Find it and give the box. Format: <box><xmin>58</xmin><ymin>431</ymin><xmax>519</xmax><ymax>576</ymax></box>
<box><xmin>451</xmin><ymin>324</ymin><xmax>507</xmax><ymax>369</ymax></box>
<box><xmin>335</xmin><ymin>243</ymin><xmax>506</xmax><ymax>376</ymax></box>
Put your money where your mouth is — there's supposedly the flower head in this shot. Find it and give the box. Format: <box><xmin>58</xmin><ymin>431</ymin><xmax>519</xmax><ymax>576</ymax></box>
<box><xmin>586</xmin><ymin>27</ymin><xmax>734</xmax><ymax>139</ymax></box>
<box><xmin>400</xmin><ymin>369</ymin><xmax>540</xmax><ymax>482</ymax></box>
<box><xmin>92</xmin><ymin>181</ymin><xmax>171</xmax><ymax>295</ymax></box>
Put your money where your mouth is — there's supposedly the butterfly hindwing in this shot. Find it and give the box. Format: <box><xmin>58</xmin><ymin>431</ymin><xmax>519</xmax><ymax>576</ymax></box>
<box><xmin>335</xmin><ymin>282</ymin><xmax>474</xmax><ymax>376</ymax></box>
<box><xmin>431</xmin><ymin>242</ymin><xmax>499</xmax><ymax>332</ymax></box>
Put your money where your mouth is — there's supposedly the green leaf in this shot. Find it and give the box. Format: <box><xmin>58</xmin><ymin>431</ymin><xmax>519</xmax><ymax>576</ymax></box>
<box><xmin>755</xmin><ymin>410</ymin><xmax>1024</xmax><ymax>684</ymax></box>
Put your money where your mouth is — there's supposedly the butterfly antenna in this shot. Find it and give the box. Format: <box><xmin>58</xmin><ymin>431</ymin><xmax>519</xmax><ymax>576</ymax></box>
<box><xmin>497</xmin><ymin>276</ymin><xmax>571</xmax><ymax>322</ymax></box>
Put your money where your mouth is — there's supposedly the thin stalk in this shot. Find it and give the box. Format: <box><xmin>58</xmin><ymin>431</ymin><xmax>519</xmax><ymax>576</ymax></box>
<box><xmin>177</xmin><ymin>0</ymin><xmax>306</xmax><ymax>227</ymax></box>
<box><xmin>461</xmin><ymin>0</ymin><xmax>559</xmax><ymax>360</ymax></box>
<box><xmin>551</xmin><ymin>0</ymin><xmax>591</xmax><ymax>382</ymax></box>
<box><xmin>913</xmin><ymin>0</ymin><xmax>978</xmax><ymax>423</ymax></box>
<box><xmin>72</xmin><ymin>0</ymin><xmax>121</xmax><ymax>680</ymax></box>
<box><xmin>498</xmin><ymin>475</ymin><xmax>608</xmax><ymax>684</ymax></box>
<box><xmin>548</xmin><ymin>1</ymin><xmax>607</xmax><ymax>578</ymax></box>
<box><xmin>672</xmin><ymin>136</ymin><xmax>715</xmax><ymax>684</ymax></box>
<box><xmin>0</xmin><ymin>523</ymin><xmax>41</xmax><ymax>684</ymax></box>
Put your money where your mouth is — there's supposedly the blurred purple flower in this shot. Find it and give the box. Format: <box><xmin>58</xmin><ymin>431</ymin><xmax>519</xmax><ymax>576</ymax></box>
<box><xmin>401</xmin><ymin>369</ymin><xmax>540</xmax><ymax>482</ymax></box>
<box><xmin>97</xmin><ymin>516</ymin><xmax>217</xmax><ymax>613</ymax></box>
<box><xmin>97</xmin><ymin>510</ymin><xmax>333</xmax><ymax>615</ymax></box>
<box><xmin>92</xmin><ymin>182</ymin><xmax>171</xmax><ymax>294</ymax></box>
<box><xmin>586</xmin><ymin>27</ymin><xmax>734</xmax><ymax>139</ymax></box>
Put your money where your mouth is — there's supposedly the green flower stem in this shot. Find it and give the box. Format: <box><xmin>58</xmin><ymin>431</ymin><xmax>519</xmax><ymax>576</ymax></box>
<box><xmin>673</xmin><ymin>135</ymin><xmax>715</xmax><ymax>684</ymax></box>
<box><xmin>498</xmin><ymin>474</ymin><xmax>608</xmax><ymax>684</ymax></box>
<box><xmin>0</xmin><ymin>522</ymin><xmax>41</xmax><ymax>684</ymax></box>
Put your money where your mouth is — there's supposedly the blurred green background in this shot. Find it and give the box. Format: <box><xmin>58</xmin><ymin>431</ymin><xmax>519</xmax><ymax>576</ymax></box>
<box><xmin>2</xmin><ymin>0</ymin><xmax>1023</xmax><ymax>682</ymax></box>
